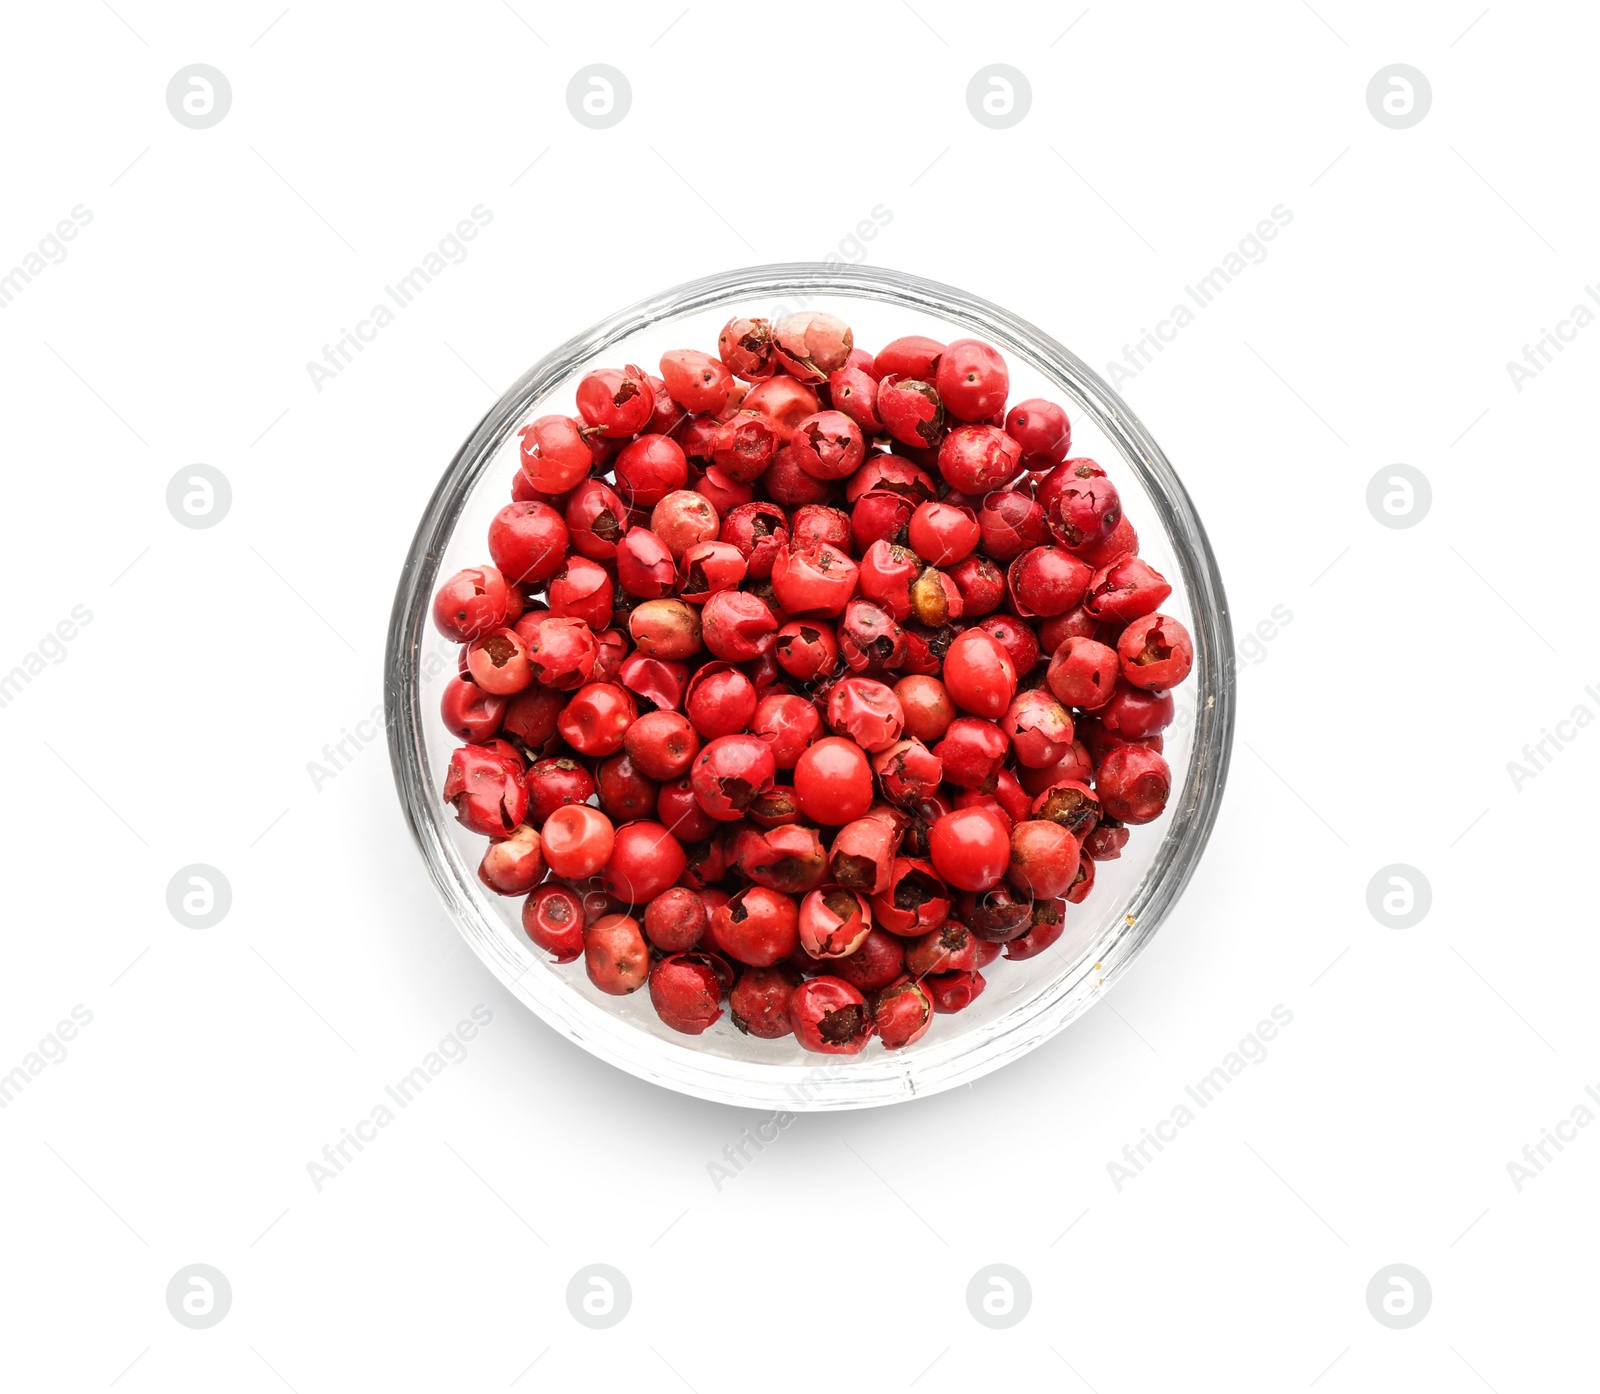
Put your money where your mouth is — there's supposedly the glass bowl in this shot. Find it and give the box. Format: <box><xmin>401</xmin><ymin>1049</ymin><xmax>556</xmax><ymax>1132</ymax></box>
<box><xmin>384</xmin><ymin>264</ymin><xmax>1233</xmax><ymax>1111</ymax></box>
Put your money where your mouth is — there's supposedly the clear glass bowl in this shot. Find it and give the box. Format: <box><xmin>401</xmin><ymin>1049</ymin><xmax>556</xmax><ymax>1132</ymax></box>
<box><xmin>384</xmin><ymin>264</ymin><xmax>1234</xmax><ymax>1110</ymax></box>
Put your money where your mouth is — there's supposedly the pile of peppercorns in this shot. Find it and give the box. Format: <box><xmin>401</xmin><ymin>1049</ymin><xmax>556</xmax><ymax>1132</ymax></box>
<box><xmin>432</xmin><ymin>310</ymin><xmax>1191</xmax><ymax>1055</ymax></box>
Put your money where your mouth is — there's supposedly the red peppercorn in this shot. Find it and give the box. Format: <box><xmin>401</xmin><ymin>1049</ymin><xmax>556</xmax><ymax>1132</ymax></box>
<box><xmin>941</xmin><ymin>628</ymin><xmax>1017</xmax><ymax>719</ymax></box>
<box><xmin>935</xmin><ymin>339</ymin><xmax>1009</xmax><ymax>422</ymax></box>
<box><xmin>891</xmin><ymin>675</ymin><xmax>955</xmax><ymax>743</ymax></box>
<box><xmin>1048</xmin><ymin>475</ymin><xmax>1123</xmax><ymax>553</ymax></box>
<box><xmin>948</xmin><ymin>554</ymin><xmax>1006</xmax><ymax>617</ymax></box>
<box><xmin>720</xmin><ymin>501</ymin><xmax>789</xmax><ymax>577</ymax></box>
<box><xmin>1004</xmin><ymin>398</ymin><xmax>1071</xmax><ymax>469</ymax></box>
<box><xmin>1007</xmin><ymin>820</ymin><xmax>1082</xmax><ymax>899</ymax></box>
<box><xmin>711</xmin><ymin>885</ymin><xmax>800</xmax><ymax>967</ymax></box>
<box><xmin>1008</xmin><ymin>545</ymin><xmax>1094</xmax><ymax>618</ymax></box>
<box><xmin>731</xmin><ymin>823</ymin><xmax>827</xmax><ymax>895</ymax></box>
<box><xmin>976</xmin><ymin>613</ymin><xmax>1042</xmax><ymax>677</ymax></box>
<box><xmin>905</xmin><ymin>919</ymin><xmax>977</xmax><ymax>977</ymax></box>
<box><xmin>584</xmin><ymin>913</ymin><xmax>651</xmax><ymax>995</ymax></box>
<box><xmin>832</xmin><ymin>928</ymin><xmax>907</xmax><ymax>994</ymax></box>
<box><xmin>872</xmin><ymin>738</ymin><xmax>943</xmax><ymax>807</ymax></box>
<box><xmin>926</xmin><ymin>969</ymin><xmax>986</xmax><ymax>1013</ymax></box>
<box><xmin>443</xmin><ymin>744</ymin><xmax>528</xmax><ymax>837</ymax></box>
<box><xmin>798</xmin><ymin>887</ymin><xmax>872</xmax><ymax>958</ymax></box>
<box><xmin>908</xmin><ymin>500</ymin><xmax>980</xmax><ymax>565</ymax></box>
<box><xmin>524</xmin><ymin>756</ymin><xmax>595</xmax><ymax>825</ymax></box>
<box><xmin>958</xmin><ymin>884</ymin><xmax>1033</xmax><ymax>942</ymax></box>
<box><xmin>1117</xmin><ymin>613</ymin><xmax>1195</xmax><ymax>690</ymax></box>
<box><xmin>876</xmin><ymin>376</ymin><xmax>944</xmax><ymax>448</ymax></box>
<box><xmin>828</xmin><ymin>815</ymin><xmax>900</xmax><ymax>896</ymax></box>
<box><xmin>828</xmin><ymin>363</ymin><xmax>884</xmax><ymax>434</ymax></box>
<box><xmin>519</xmin><ymin>416</ymin><xmax>593</xmax><ymax>494</ymax></box>
<box><xmin>594</xmin><ymin>751</ymin><xmax>657</xmax><ymax>822</ymax></box>
<box><xmin>1065</xmin><ymin>854</ymin><xmax>1095</xmax><ymax>905</ymax></box>
<box><xmin>564</xmin><ymin>480</ymin><xmax>629</xmax><ymax>561</ymax></box>
<box><xmin>771</xmin><ymin>542</ymin><xmax>859</xmax><ymax>617</ymax></box>
<box><xmin>675</xmin><ymin>540</ymin><xmax>748</xmax><ymax>604</ymax></box>
<box><xmin>615</xmin><ymin>434</ymin><xmax>689</xmax><ymax>507</ymax></box>
<box><xmin>656</xmin><ymin>776</ymin><xmax>718</xmax><ymax>843</ymax></box>
<box><xmin>499</xmin><ymin>684</ymin><xmax>564</xmax><ymax>753</ymax></box>
<box><xmin>871</xmin><ymin>857</ymin><xmax>950</xmax><ymax>936</ymax></box>
<box><xmin>873</xmin><ymin>978</ymin><xmax>934</xmax><ymax>1049</ymax></box>
<box><xmin>603</xmin><ymin>820</ymin><xmax>688</xmax><ymax>902</ymax></box>
<box><xmin>660</xmin><ymin>349</ymin><xmax>734</xmax><ymax>415</ymax></box>
<box><xmin>1004</xmin><ymin>899</ymin><xmax>1068</xmax><ymax>959</ymax></box>
<box><xmin>624</xmin><ymin>710</ymin><xmax>700</xmax><ymax>780</ymax></box>
<box><xmin>1098</xmin><ymin>682</ymin><xmax>1175</xmax><ymax>740</ymax></box>
<box><xmin>773</xmin><ymin>311</ymin><xmax>853</xmax><ymax>382</ymax></box>
<box><xmin>643</xmin><ymin>886</ymin><xmax>708</xmax><ymax>953</ymax></box>
<box><xmin>523</xmin><ymin>884</ymin><xmax>585</xmax><ymax>963</ymax></box>
<box><xmin>1031</xmin><ymin>780</ymin><xmax>1103</xmax><ymax>840</ymax></box>
<box><xmin>933</xmin><ymin>717</ymin><xmax>1010</xmax><ymax>790</ymax></box>
<box><xmin>727</xmin><ymin>966</ymin><xmax>796</xmax><ymax>1038</ymax></box>
<box><xmin>540</xmin><ymin>804</ymin><xmax>615</xmax><ymax>879</ymax></box>
<box><xmin>649</xmin><ymin>953</ymin><xmax>725</xmax><ymax>1034</ymax></box>
<box><xmin>684</xmin><ymin>663</ymin><xmax>758</xmax><ymax>739</ymax></box>
<box><xmin>614</xmin><ymin>527</ymin><xmax>677</xmax><ymax>599</ymax></box>
<box><xmin>773</xmin><ymin>620</ymin><xmax>839</xmax><ymax>682</ymax></box>
<box><xmin>874</xmin><ymin>335</ymin><xmax>945</xmax><ymax>380</ymax></box>
<box><xmin>700</xmin><ymin>590</ymin><xmax>778</xmax><ymax>661</ymax></box>
<box><xmin>837</xmin><ymin>598</ymin><xmax>906</xmax><ymax>672</ymax></box>
<box><xmin>555</xmin><ymin>682</ymin><xmax>635</xmax><ymax>756</ymax></box>
<box><xmin>1084</xmin><ymin>819</ymin><xmax>1130</xmax><ymax>861</ymax></box>
<box><xmin>690</xmin><ymin>733</ymin><xmax>776</xmax><ymax>821</ymax></box>
<box><xmin>1047</xmin><ymin>635</ymin><xmax>1121</xmax><ymax>709</ymax></box>
<box><xmin>433</xmin><ymin>565</ymin><xmax>514</xmax><ymax>642</ymax></box>
<box><xmin>616</xmin><ymin>651</ymin><xmax>689</xmax><ymax>711</ymax></box>
<box><xmin>718</xmin><ymin>316</ymin><xmax>777</xmax><ymax>380</ymax></box>
<box><xmin>790</xmin><ymin>411</ymin><xmax>865</xmax><ymax>480</ymax></box>
<box><xmin>441</xmin><ymin>676</ymin><xmax>506</xmax><ymax>742</ymax></box>
<box><xmin>789</xmin><ymin>976</ymin><xmax>874</xmax><ymax>1053</ymax></box>
<box><xmin>1002</xmin><ymin>690</ymin><xmax>1075</xmax><ymax>768</ymax></box>
<box><xmin>976</xmin><ymin>490</ymin><xmax>1049</xmax><ymax>563</ymax></box>
<box><xmin>1084</xmin><ymin>555</ymin><xmax>1172</xmax><ymax>623</ymax></box>
<box><xmin>793</xmin><ymin>736</ymin><xmax>874</xmax><ymax>825</ymax></box>
<box><xmin>937</xmin><ymin>424</ymin><xmax>1022</xmax><ymax>494</ymax></box>
<box><xmin>576</xmin><ymin>364</ymin><xmax>653</xmax><ymax>437</ymax></box>
<box><xmin>629</xmin><ymin>599</ymin><xmax>703</xmax><ymax>660</ymax></box>
<box><xmin>1096</xmin><ymin>745</ymin><xmax>1172</xmax><ymax>824</ymax></box>
<box><xmin>651</xmin><ymin>489</ymin><xmax>719</xmax><ymax>560</ymax></box>
<box><xmin>750</xmin><ymin>692</ymin><xmax>821</xmax><ymax>769</ymax></box>
<box><xmin>489</xmin><ymin>501</ymin><xmax>569</xmax><ymax>585</ymax></box>
<box><xmin>478</xmin><ymin>825</ymin><xmax>544</xmax><ymax>896</ymax></box>
<box><xmin>928</xmin><ymin>807</ymin><xmax>1011</xmax><ymax>892</ymax></box>
<box><xmin>743</xmin><ymin>374</ymin><xmax>821</xmax><ymax>429</ymax></box>
<box><xmin>547</xmin><ymin>556</ymin><xmax>614</xmax><ymax>630</ymax></box>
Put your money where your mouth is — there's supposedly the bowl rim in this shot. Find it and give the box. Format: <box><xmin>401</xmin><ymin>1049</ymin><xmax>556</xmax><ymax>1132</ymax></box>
<box><xmin>384</xmin><ymin>262</ymin><xmax>1235</xmax><ymax>1110</ymax></box>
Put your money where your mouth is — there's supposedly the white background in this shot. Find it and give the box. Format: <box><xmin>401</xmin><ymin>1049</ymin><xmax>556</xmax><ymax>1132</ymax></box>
<box><xmin>2</xmin><ymin>1</ymin><xmax>1596</xmax><ymax>1389</ymax></box>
